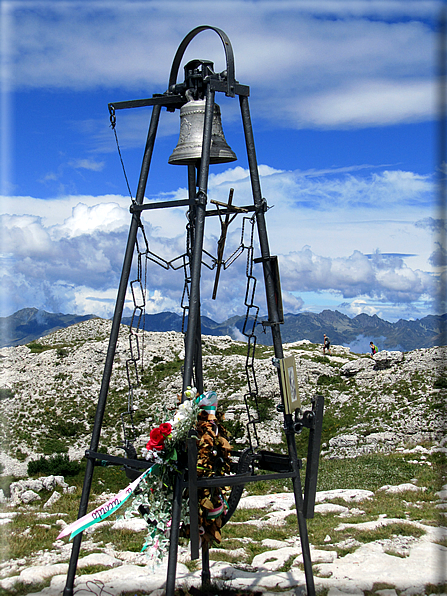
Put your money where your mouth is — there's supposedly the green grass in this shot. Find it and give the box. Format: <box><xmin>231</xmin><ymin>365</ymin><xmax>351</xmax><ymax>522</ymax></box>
<box><xmin>26</xmin><ymin>341</ymin><xmax>55</xmax><ymax>354</ymax></box>
<box><xmin>0</xmin><ymin>580</ymin><xmax>51</xmax><ymax>596</ymax></box>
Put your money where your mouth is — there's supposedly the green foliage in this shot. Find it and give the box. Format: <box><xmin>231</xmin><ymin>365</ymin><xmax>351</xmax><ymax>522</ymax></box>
<box><xmin>317</xmin><ymin>374</ymin><xmax>347</xmax><ymax>388</ymax></box>
<box><xmin>15</xmin><ymin>449</ymin><xmax>27</xmax><ymax>462</ymax></box>
<box><xmin>39</xmin><ymin>437</ymin><xmax>69</xmax><ymax>455</ymax></box>
<box><xmin>222</xmin><ymin>418</ymin><xmax>245</xmax><ymax>441</ymax></box>
<box><xmin>140</xmin><ymin>357</ymin><xmax>183</xmax><ymax>387</ymax></box>
<box><xmin>313</xmin><ymin>355</ymin><xmax>331</xmax><ymax>364</ymax></box>
<box><xmin>26</xmin><ymin>341</ymin><xmax>53</xmax><ymax>354</ymax></box>
<box><xmin>27</xmin><ymin>454</ymin><xmax>81</xmax><ymax>477</ymax></box>
<box><xmin>434</xmin><ymin>376</ymin><xmax>447</xmax><ymax>389</ymax></box>
<box><xmin>0</xmin><ymin>388</ymin><xmax>14</xmax><ymax>400</ymax></box>
<box><xmin>315</xmin><ymin>453</ymin><xmax>429</xmax><ymax>491</ymax></box>
<box><xmin>0</xmin><ymin>475</ymin><xmax>14</xmax><ymax>498</ymax></box>
<box><xmin>52</xmin><ymin>419</ymin><xmax>84</xmax><ymax>437</ymax></box>
<box><xmin>246</xmin><ymin>394</ymin><xmax>276</xmax><ymax>422</ymax></box>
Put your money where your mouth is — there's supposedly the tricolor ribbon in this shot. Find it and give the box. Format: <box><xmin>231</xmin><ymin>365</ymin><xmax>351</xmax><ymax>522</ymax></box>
<box><xmin>196</xmin><ymin>390</ymin><xmax>218</xmax><ymax>415</ymax></box>
<box><xmin>57</xmin><ymin>466</ymin><xmax>154</xmax><ymax>541</ymax></box>
<box><xmin>206</xmin><ymin>496</ymin><xmax>228</xmax><ymax>520</ymax></box>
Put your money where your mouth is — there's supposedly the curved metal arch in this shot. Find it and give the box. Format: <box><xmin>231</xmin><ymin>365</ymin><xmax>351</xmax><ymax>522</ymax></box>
<box><xmin>168</xmin><ymin>25</ymin><xmax>236</xmax><ymax>97</ymax></box>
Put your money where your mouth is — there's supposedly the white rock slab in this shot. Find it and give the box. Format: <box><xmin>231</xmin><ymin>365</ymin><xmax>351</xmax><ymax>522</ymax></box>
<box><xmin>77</xmin><ymin>553</ymin><xmax>123</xmax><ymax>568</ymax></box>
<box><xmin>20</xmin><ymin>490</ymin><xmax>41</xmax><ymax>504</ymax></box>
<box><xmin>38</xmin><ymin>562</ymin><xmax>190</xmax><ymax>596</ymax></box>
<box><xmin>315</xmin><ymin>540</ymin><xmax>446</xmax><ymax>590</ymax></box>
<box><xmin>294</xmin><ymin>549</ymin><xmax>337</xmax><ymax>565</ymax></box>
<box><xmin>327</xmin><ymin>587</ymin><xmax>364</xmax><ymax>596</ymax></box>
<box><xmin>19</xmin><ymin>563</ymin><xmax>68</xmax><ymax>585</ymax></box>
<box><xmin>111</xmin><ymin>517</ymin><xmax>148</xmax><ymax>532</ymax></box>
<box><xmin>0</xmin><ymin>576</ymin><xmax>20</xmax><ymax>591</ymax></box>
<box><xmin>261</xmin><ymin>539</ymin><xmax>289</xmax><ymax>548</ymax></box>
<box><xmin>252</xmin><ymin>546</ymin><xmax>302</xmax><ymax>571</ymax></box>
<box><xmin>315</xmin><ymin>503</ymin><xmax>349</xmax><ymax>515</ymax></box>
<box><xmin>212</xmin><ymin>559</ymin><xmax>310</xmax><ymax>589</ymax></box>
<box><xmin>238</xmin><ymin>493</ymin><xmax>295</xmax><ymax>510</ymax></box>
<box><xmin>378</xmin><ymin>483</ymin><xmax>426</xmax><ymax>494</ymax></box>
<box><xmin>43</xmin><ymin>491</ymin><xmax>61</xmax><ymax>508</ymax></box>
<box><xmin>315</xmin><ymin>489</ymin><xmax>374</xmax><ymax>503</ymax></box>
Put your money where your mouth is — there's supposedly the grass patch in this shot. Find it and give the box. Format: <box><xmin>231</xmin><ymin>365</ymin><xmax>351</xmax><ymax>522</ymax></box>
<box><xmin>26</xmin><ymin>341</ymin><xmax>54</xmax><ymax>354</ymax></box>
<box><xmin>76</xmin><ymin>564</ymin><xmax>113</xmax><ymax>576</ymax></box>
<box><xmin>0</xmin><ymin>580</ymin><xmax>51</xmax><ymax>596</ymax></box>
<box><xmin>345</xmin><ymin>521</ymin><xmax>425</xmax><ymax>543</ymax></box>
<box><xmin>0</xmin><ymin>388</ymin><xmax>14</xmax><ymax>400</ymax></box>
<box><xmin>230</xmin><ymin>508</ymin><xmax>267</xmax><ymax>522</ymax></box>
<box><xmin>315</xmin><ymin>453</ymin><xmax>432</xmax><ymax>491</ymax></box>
<box><xmin>0</xmin><ymin>513</ymin><xmax>56</xmax><ymax>562</ymax></box>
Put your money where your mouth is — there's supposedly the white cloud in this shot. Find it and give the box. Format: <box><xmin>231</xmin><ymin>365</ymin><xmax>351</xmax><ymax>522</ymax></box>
<box><xmin>4</xmin><ymin>1</ymin><xmax>441</xmax><ymax>129</ymax></box>
<box><xmin>297</xmin><ymin>79</ymin><xmax>434</xmax><ymax>128</ymax></box>
<box><xmin>279</xmin><ymin>247</ymin><xmax>436</xmax><ymax>306</ymax></box>
<box><xmin>0</xmin><ymin>160</ymin><xmax>441</xmax><ymax>319</ymax></box>
<box><xmin>68</xmin><ymin>159</ymin><xmax>105</xmax><ymax>171</ymax></box>
<box><xmin>54</xmin><ymin>202</ymin><xmax>128</xmax><ymax>239</ymax></box>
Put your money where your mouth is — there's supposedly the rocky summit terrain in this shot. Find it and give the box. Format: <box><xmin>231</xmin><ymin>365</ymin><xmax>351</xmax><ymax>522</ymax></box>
<box><xmin>0</xmin><ymin>318</ymin><xmax>445</xmax><ymax>475</ymax></box>
<box><xmin>0</xmin><ymin>319</ymin><xmax>446</xmax><ymax>595</ymax></box>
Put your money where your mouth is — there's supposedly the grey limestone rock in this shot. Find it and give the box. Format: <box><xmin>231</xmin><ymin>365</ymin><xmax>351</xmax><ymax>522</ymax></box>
<box><xmin>340</xmin><ymin>358</ymin><xmax>374</xmax><ymax>376</ymax></box>
<box><xmin>372</xmin><ymin>350</ymin><xmax>404</xmax><ymax>369</ymax></box>
<box><xmin>43</xmin><ymin>490</ymin><xmax>61</xmax><ymax>508</ymax></box>
<box><xmin>19</xmin><ymin>489</ymin><xmax>41</xmax><ymax>504</ymax></box>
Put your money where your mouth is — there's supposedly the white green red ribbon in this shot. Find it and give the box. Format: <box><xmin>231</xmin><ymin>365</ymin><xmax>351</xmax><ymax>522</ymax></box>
<box><xmin>206</xmin><ymin>496</ymin><xmax>228</xmax><ymax>520</ymax></box>
<box><xmin>57</xmin><ymin>466</ymin><xmax>154</xmax><ymax>541</ymax></box>
<box><xmin>196</xmin><ymin>390</ymin><xmax>217</xmax><ymax>414</ymax></box>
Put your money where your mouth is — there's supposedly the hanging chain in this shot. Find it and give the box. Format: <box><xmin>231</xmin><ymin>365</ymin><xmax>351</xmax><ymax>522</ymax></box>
<box><xmin>121</xmin><ymin>221</ymin><xmax>149</xmax><ymax>452</ymax></box>
<box><xmin>241</xmin><ymin>215</ymin><xmax>261</xmax><ymax>449</ymax></box>
<box><xmin>118</xmin><ymin>185</ymin><xmax>262</xmax><ymax>450</ymax></box>
<box><xmin>109</xmin><ymin>105</ymin><xmax>134</xmax><ymax>201</ymax></box>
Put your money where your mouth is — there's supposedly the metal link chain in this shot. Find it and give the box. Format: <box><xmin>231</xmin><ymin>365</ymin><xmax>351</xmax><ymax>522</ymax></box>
<box><xmin>240</xmin><ymin>215</ymin><xmax>261</xmax><ymax>449</ymax></box>
<box><xmin>121</xmin><ymin>208</ymin><xmax>263</xmax><ymax>451</ymax></box>
<box><xmin>121</xmin><ymin>221</ymin><xmax>148</xmax><ymax>451</ymax></box>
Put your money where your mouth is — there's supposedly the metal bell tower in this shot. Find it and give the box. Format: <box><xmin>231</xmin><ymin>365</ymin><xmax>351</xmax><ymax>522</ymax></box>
<box><xmin>63</xmin><ymin>26</ymin><xmax>324</xmax><ymax>596</ymax></box>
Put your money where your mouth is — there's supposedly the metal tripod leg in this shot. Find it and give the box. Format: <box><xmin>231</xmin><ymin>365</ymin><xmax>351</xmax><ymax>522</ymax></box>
<box><xmin>304</xmin><ymin>395</ymin><xmax>324</xmax><ymax>519</ymax></box>
<box><xmin>166</xmin><ymin>88</ymin><xmax>214</xmax><ymax>596</ymax></box>
<box><xmin>239</xmin><ymin>93</ymin><xmax>316</xmax><ymax>596</ymax></box>
<box><xmin>62</xmin><ymin>104</ymin><xmax>161</xmax><ymax>596</ymax></box>
<box><xmin>287</xmin><ymin>429</ymin><xmax>316</xmax><ymax>595</ymax></box>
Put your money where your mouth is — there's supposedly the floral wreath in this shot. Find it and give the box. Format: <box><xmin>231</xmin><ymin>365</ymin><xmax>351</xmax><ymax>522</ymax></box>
<box><xmin>123</xmin><ymin>388</ymin><xmax>232</xmax><ymax>562</ymax></box>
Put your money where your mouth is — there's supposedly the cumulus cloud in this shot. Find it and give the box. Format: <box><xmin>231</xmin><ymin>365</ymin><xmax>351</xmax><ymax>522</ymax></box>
<box><xmin>415</xmin><ymin>217</ymin><xmax>447</xmax><ymax>233</ymax></box>
<box><xmin>68</xmin><ymin>159</ymin><xmax>105</xmax><ymax>172</ymax></box>
<box><xmin>1</xmin><ymin>205</ymin><xmax>440</xmax><ymax>320</ymax></box>
<box><xmin>279</xmin><ymin>247</ymin><xmax>436</xmax><ymax>304</ymax></box>
<box><xmin>429</xmin><ymin>242</ymin><xmax>447</xmax><ymax>268</ymax></box>
<box><xmin>4</xmin><ymin>1</ymin><xmax>440</xmax><ymax>129</ymax></box>
<box><xmin>0</xmin><ymin>158</ymin><xmax>441</xmax><ymax>320</ymax></box>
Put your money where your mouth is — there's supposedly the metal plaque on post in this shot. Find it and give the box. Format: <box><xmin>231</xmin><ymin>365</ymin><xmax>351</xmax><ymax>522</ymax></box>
<box><xmin>280</xmin><ymin>355</ymin><xmax>300</xmax><ymax>414</ymax></box>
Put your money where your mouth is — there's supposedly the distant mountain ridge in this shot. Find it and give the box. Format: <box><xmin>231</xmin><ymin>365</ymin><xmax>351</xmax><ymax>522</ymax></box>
<box><xmin>0</xmin><ymin>308</ymin><xmax>97</xmax><ymax>348</ymax></box>
<box><xmin>1</xmin><ymin>307</ymin><xmax>445</xmax><ymax>352</ymax></box>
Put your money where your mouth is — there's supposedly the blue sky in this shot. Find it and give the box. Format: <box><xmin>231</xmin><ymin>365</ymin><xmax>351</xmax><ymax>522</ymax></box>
<box><xmin>1</xmin><ymin>0</ymin><xmax>446</xmax><ymax>323</ymax></box>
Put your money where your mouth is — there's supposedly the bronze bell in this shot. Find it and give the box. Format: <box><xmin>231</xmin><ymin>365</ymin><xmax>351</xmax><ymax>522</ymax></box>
<box><xmin>168</xmin><ymin>99</ymin><xmax>237</xmax><ymax>165</ymax></box>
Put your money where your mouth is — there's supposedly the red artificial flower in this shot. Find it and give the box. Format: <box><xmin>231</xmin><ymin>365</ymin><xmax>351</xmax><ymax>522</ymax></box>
<box><xmin>159</xmin><ymin>422</ymin><xmax>172</xmax><ymax>437</ymax></box>
<box><xmin>146</xmin><ymin>427</ymin><xmax>165</xmax><ymax>451</ymax></box>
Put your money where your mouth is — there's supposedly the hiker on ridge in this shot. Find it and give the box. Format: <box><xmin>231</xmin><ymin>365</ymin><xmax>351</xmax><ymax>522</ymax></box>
<box><xmin>323</xmin><ymin>334</ymin><xmax>331</xmax><ymax>355</ymax></box>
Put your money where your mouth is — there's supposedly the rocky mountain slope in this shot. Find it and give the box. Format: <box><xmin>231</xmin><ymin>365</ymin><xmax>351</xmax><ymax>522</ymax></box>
<box><xmin>0</xmin><ymin>318</ymin><xmax>445</xmax><ymax>477</ymax></box>
<box><xmin>0</xmin><ymin>308</ymin><xmax>97</xmax><ymax>348</ymax></box>
<box><xmin>2</xmin><ymin>307</ymin><xmax>446</xmax><ymax>352</ymax></box>
<box><xmin>0</xmin><ymin>320</ymin><xmax>446</xmax><ymax>596</ymax></box>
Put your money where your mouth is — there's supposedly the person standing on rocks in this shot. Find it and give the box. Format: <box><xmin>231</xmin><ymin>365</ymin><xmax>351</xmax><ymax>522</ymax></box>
<box><xmin>370</xmin><ymin>341</ymin><xmax>378</xmax><ymax>357</ymax></box>
<box><xmin>323</xmin><ymin>334</ymin><xmax>331</xmax><ymax>355</ymax></box>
